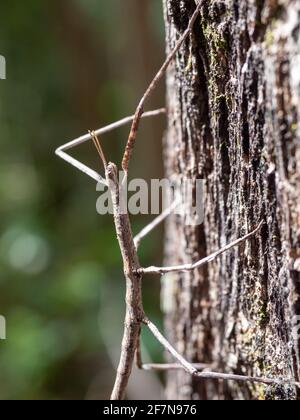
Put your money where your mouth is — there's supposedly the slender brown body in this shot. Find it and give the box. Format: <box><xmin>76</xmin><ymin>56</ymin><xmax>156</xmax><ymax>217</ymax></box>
<box><xmin>107</xmin><ymin>163</ymin><xmax>144</xmax><ymax>400</ymax></box>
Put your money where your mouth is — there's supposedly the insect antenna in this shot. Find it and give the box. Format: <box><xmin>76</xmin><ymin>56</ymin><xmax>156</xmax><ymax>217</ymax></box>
<box><xmin>89</xmin><ymin>130</ymin><xmax>108</xmax><ymax>170</ymax></box>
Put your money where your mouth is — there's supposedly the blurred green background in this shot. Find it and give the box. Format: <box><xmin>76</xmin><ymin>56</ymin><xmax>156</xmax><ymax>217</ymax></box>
<box><xmin>0</xmin><ymin>0</ymin><xmax>166</xmax><ymax>400</ymax></box>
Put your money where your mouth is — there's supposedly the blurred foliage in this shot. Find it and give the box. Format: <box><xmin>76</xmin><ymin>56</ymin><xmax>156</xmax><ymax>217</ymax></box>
<box><xmin>0</xmin><ymin>0</ymin><xmax>165</xmax><ymax>400</ymax></box>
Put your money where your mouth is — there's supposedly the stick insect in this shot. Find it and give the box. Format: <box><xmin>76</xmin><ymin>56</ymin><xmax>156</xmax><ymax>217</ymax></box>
<box><xmin>56</xmin><ymin>2</ymin><xmax>300</xmax><ymax>400</ymax></box>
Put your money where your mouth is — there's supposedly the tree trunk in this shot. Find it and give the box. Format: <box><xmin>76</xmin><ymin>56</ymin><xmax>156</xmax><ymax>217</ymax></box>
<box><xmin>162</xmin><ymin>0</ymin><xmax>300</xmax><ymax>400</ymax></box>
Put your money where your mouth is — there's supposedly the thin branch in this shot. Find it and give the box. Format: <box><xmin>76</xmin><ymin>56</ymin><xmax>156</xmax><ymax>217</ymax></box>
<box><xmin>140</xmin><ymin>363</ymin><xmax>213</xmax><ymax>372</ymax></box>
<box><xmin>121</xmin><ymin>2</ymin><xmax>202</xmax><ymax>172</ymax></box>
<box><xmin>144</xmin><ymin>317</ymin><xmax>300</xmax><ymax>389</ymax></box>
<box><xmin>134</xmin><ymin>200</ymin><xmax>180</xmax><ymax>250</ymax></box>
<box><xmin>135</xmin><ymin>321</ymin><xmax>213</xmax><ymax>372</ymax></box>
<box><xmin>57</xmin><ymin>108</ymin><xmax>166</xmax><ymax>152</ymax></box>
<box><xmin>106</xmin><ymin>162</ymin><xmax>145</xmax><ymax>401</ymax></box>
<box><xmin>55</xmin><ymin>108</ymin><xmax>166</xmax><ymax>184</ymax></box>
<box><xmin>55</xmin><ymin>149</ymin><xmax>108</xmax><ymax>185</ymax></box>
<box><xmin>144</xmin><ymin>317</ymin><xmax>198</xmax><ymax>375</ymax></box>
<box><xmin>141</xmin><ymin>221</ymin><xmax>264</xmax><ymax>275</ymax></box>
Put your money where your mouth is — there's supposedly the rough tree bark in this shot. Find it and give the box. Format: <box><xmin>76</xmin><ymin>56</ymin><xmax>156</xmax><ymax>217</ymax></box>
<box><xmin>162</xmin><ymin>0</ymin><xmax>300</xmax><ymax>400</ymax></box>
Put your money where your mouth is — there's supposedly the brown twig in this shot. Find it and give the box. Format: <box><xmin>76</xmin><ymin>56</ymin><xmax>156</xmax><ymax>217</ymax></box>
<box><xmin>105</xmin><ymin>162</ymin><xmax>145</xmax><ymax>400</ymax></box>
<box><xmin>88</xmin><ymin>132</ymin><xmax>144</xmax><ymax>400</ymax></box>
<box><xmin>121</xmin><ymin>2</ymin><xmax>202</xmax><ymax>173</ymax></box>
<box><xmin>140</xmin><ymin>221</ymin><xmax>264</xmax><ymax>275</ymax></box>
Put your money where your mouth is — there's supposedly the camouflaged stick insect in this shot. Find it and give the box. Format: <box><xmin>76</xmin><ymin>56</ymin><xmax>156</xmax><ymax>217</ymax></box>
<box><xmin>56</xmin><ymin>109</ymin><xmax>300</xmax><ymax>401</ymax></box>
<box><xmin>56</xmin><ymin>1</ymin><xmax>300</xmax><ymax>400</ymax></box>
<box><xmin>89</xmin><ymin>131</ymin><xmax>144</xmax><ymax>400</ymax></box>
<box><xmin>88</xmin><ymin>132</ymin><xmax>286</xmax><ymax>399</ymax></box>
